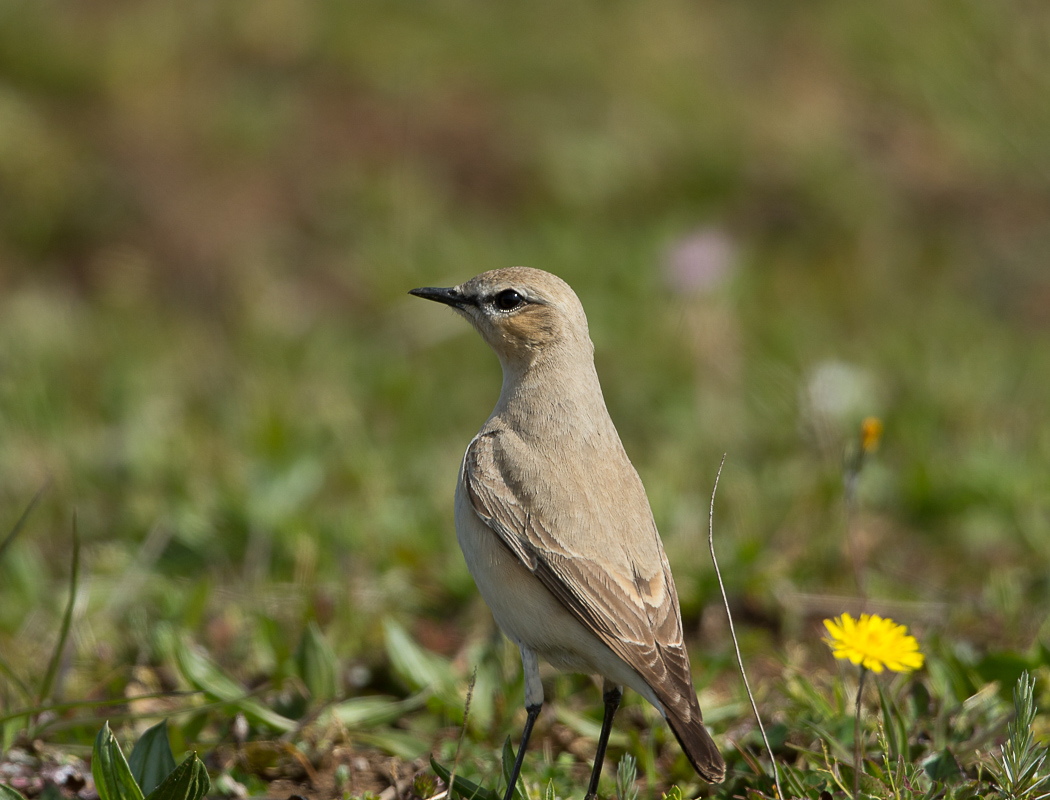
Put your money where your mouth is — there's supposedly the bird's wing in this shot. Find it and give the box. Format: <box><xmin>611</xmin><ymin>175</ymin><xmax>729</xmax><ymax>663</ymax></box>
<box><xmin>462</xmin><ymin>431</ymin><xmax>697</xmax><ymax>714</ymax></box>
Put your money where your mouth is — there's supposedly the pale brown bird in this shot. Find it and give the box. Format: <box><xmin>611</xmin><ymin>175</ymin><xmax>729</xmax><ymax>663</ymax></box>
<box><xmin>410</xmin><ymin>267</ymin><xmax>724</xmax><ymax>799</ymax></box>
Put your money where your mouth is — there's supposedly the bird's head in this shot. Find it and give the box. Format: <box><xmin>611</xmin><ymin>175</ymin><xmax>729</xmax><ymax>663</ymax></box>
<box><xmin>410</xmin><ymin>267</ymin><xmax>592</xmax><ymax>371</ymax></box>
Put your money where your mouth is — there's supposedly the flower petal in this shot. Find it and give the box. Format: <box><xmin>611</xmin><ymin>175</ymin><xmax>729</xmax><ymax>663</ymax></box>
<box><xmin>822</xmin><ymin>613</ymin><xmax>924</xmax><ymax>674</ymax></box>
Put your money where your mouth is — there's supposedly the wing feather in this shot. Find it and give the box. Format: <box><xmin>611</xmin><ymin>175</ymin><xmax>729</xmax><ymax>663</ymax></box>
<box><xmin>463</xmin><ymin>431</ymin><xmax>696</xmax><ymax>714</ymax></box>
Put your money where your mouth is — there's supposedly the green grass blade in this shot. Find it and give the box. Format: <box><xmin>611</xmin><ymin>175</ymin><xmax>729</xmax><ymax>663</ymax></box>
<box><xmin>0</xmin><ymin>481</ymin><xmax>48</xmax><ymax>565</ymax></box>
<box><xmin>92</xmin><ymin>721</ymin><xmax>145</xmax><ymax>800</ymax></box>
<box><xmin>142</xmin><ymin>753</ymin><xmax>210</xmax><ymax>800</ymax></box>
<box><xmin>129</xmin><ymin>720</ymin><xmax>178</xmax><ymax>795</ymax></box>
<box><xmin>0</xmin><ymin>657</ymin><xmax>31</xmax><ymax>703</ymax></box>
<box><xmin>0</xmin><ymin>690</ymin><xmax>201</xmax><ymax>728</ymax></box>
<box><xmin>38</xmin><ymin>514</ymin><xmax>79</xmax><ymax>705</ymax></box>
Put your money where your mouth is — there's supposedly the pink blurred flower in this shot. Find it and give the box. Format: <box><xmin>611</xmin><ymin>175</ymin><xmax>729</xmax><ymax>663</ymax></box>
<box><xmin>664</xmin><ymin>227</ymin><xmax>737</xmax><ymax>295</ymax></box>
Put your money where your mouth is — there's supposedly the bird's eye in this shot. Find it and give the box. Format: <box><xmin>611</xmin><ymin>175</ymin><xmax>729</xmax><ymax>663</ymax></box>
<box><xmin>493</xmin><ymin>289</ymin><xmax>525</xmax><ymax>311</ymax></box>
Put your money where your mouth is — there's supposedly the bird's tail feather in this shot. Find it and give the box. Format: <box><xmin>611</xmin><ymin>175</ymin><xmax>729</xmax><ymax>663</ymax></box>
<box><xmin>664</xmin><ymin>705</ymin><xmax>726</xmax><ymax>783</ymax></box>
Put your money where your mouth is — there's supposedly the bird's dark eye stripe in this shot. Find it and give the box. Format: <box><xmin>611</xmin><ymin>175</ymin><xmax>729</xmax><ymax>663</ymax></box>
<box><xmin>492</xmin><ymin>289</ymin><xmax>525</xmax><ymax>311</ymax></box>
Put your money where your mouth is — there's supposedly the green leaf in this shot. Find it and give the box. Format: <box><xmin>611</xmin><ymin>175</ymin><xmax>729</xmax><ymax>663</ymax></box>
<box><xmin>2</xmin><ymin>716</ymin><xmax>26</xmax><ymax>754</ymax></box>
<box><xmin>1038</xmin><ymin>642</ymin><xmax>1050</xmax><ymax>668</ymax></box>
<box><xmin>554</xmin><ymin>706</ymin><xmax>629</xmax><ymax>749</ymax></box>
<box><xmin>174</xmin><ymin>638</ymin><xmax>295</xmax><ymax>733</ymax></box>
<box><xmin>501</xmin><ymin>736</ymin><xmax>524</xmax><ymax>800</ymax></box>
<box><xmin>294</xmin><ymin>621</ymin><xmax>339</xmax><ymax>705</ymax></box>
<box><xmin>319</xmin><ymin>692</ymin><xmax>428</xmax><ymax>729</ymax></box>
<box><xmin>992</xmin><ymin>671</ymin><xmax>1050</xmax><ymax>800</ymax></box>
<box><xmin>976</xmin><ymin>652</ymin><xmax>1035</xmax><ymax>697</ymax></box>
<box><xmin>923</xmin><ymin>748</ymin><xmax>962</xmax><ymax>783</ymax></box>
<box><xmin>0</xmin><ymin>783</ymin><xmax>28</xmax><ymax>800</ymax></box>
<box><xmin>616</xmin><ymin>754</ymin><xmax>638</xmax><ymax>800</ymax></box>
<box><xmin>129</xmin><ymin>720</ymin><xmax>178</xmax><ymax>795</ymax></box>
<box><xmin>353</xmin><ymin>730</ymin><xmax>430</xmax><ymax>761</ymax></box>
<box><xmin>799</xmin><ymin>720</ymin><xmax>854</xmax><ymax>763</ymax></box>
<box><xmin>430</xmin><ymin>756</ymin><xmax>499</xmax><ymax>800</ymax></box>
<box><xmin>92</xmin><ymin>722</ymin><xmax>145</xmax><ymax>800</ymax></box>
<box><xmin>876</xmin><ymin>680</ymin><xmax>908</xmax><ymax>764</ymax></box>
<box><xmin>383</xmin><ymin>619</ymin><xmax>456</xmax><ymax>698</ymax></box>
<box><xmin>143</xmin><ymin>752</ymin><xmax>210</xmax><ymax>800</ymax></box>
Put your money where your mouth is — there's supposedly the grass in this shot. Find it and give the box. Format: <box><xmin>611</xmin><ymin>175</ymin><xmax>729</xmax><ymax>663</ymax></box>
<box><xmin>2</xmin><ymin>1</ymin><xmax>1050</xmax><ymax>797</ymax></box>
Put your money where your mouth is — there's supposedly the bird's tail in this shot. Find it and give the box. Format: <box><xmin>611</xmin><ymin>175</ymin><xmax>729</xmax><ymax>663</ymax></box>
<box><xmin>664</xmin><ymin>702</ymin><xmax>726</xmax><ymax>783</ymax></box>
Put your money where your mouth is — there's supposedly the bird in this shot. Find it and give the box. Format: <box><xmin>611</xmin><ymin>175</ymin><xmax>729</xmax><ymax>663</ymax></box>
<box><xmin>410</xmin><ymin>267</ymin><xmax>725</xmax><ymax>800</ymax></box>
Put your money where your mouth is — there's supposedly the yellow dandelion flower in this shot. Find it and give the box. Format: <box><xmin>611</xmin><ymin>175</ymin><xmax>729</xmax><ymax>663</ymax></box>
<box><xmin>823</xmin><ymin>612</ymin><xmax>924</xmax><ymax>674</ymax></box>
<box><xmin>860</xmin><ymin>417</ymin><xmax>883</xmax><ymax>453</ymax></box>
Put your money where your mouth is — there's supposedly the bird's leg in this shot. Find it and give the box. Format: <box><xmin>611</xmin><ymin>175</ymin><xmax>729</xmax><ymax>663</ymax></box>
<box><xmin>584</xmin><ymin>681</ymin><xmax>623</xmax><ymax>800</ymax></box>
<box><xmin>503</xmin><ymin>647</ymin><xmax>544</xmax><ymax>800</ymax></box>
<box><xmin>503</xmin><ymin>703</ymin><xmax>541</xmax><ymax>800</ymax></box>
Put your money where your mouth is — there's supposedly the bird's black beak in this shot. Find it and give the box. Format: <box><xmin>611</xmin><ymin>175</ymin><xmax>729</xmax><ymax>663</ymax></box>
<box><xmin>409</xmin><ymin>286</ymin><xmax>474</xmax><ymax>308</ymax></box>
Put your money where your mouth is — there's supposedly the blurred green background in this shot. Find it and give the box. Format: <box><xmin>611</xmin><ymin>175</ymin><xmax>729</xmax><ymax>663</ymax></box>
<box><xmin>2</xmin><ymin>0</ymin><xmax>1049</xmax><ymax>747</ymax></box>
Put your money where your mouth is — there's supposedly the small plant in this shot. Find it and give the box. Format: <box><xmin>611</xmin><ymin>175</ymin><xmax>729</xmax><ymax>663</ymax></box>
<box><xmin>93</xmin><ymin>720</ymin><xmax>210</xmax><ymax>800</ymax></box>
<box><xmin>660</xmin><ymin>786</ymin><xmax>682</xmax><ymax>800</ymax></box>
<box><xmin>414</xmin><ymin>770</ymin><xmax>438</xmax><ymax>798</ymax></box>
<box><xmin>615</xmin><ymin>754</ymin><xmax>638</xmax><ymax>800</ymax></box>
<box><xmin>823</xmin><ymin>612</ymin><xmax>925</xmax><ymax>798</ymax></box>
<box><xmin>1</xmin><ymin>720</ymin><xmax>209</xmax><ymax>800</ymax></box>
<box><xmin>990</xmin><ymin>672</ymin><xmax>1050</xmax><ymax>800</ymax></box>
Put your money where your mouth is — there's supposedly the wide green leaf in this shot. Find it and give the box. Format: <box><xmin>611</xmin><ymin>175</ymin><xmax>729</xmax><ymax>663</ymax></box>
<box><xmin>554</xmin><ymin>706</ymin><xmax>629</xmax><ymax>748</ymax></box>
<box><xmin>128</xmin><ymin>720</ymin><xmax>178</xmax><ymax>796</ymax></box>
<box><xmin>430</xmin><ymin>756</ymin><xmax>499</xmax><ymax>800</ymax></box>
<box><xmin>353</xmin><ymin>729</ymin><xmax>430</xmax><ymax>761</ymax></box>
<box><xmin>294</xmin><ymin>621</ymin><xmax>339</xmax><ymax>705</ymax></box>
<box><xmin>383</xmin><ymin>619</ymin><xmax>456</xmax><ymax>700</ymax></box>
<box><xmin>501</xmin><ymin>736</ymin><xmax>525</xmax><ymax>800</ymax></box>
<box><xmin>175</xmin><ymin>638</ymin><xmax>295</xmax><ymax>732</ymax></box>
<box><xmin>0</xmin><ymin>783</ymin><xmax>28</xmax><ymax>800</ymax></box>
<box><xmin>92</xmin><ymin>722</ymin><xmax>145</xmax><ymax>800</ymax></box>
<box><xmin>923</xmin><ymin>748</ymin><xmax>962</xmax><ymax>783</ymax></box>
<box><xmin>319</xmin><ymin>692</ymin><xmax>428</xmax><ymax>729</ymax></box>
<box><xmin>143</xmin><ymin>753</ymin><xmax>210</xmax><ymax>800</ymax></box>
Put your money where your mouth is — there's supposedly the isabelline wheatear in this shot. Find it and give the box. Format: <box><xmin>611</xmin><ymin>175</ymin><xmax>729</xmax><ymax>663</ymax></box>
<box><xmin>411</xmin><ymin>267</ymin><xmax>724</xmax><ymax>799</ymax></box>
